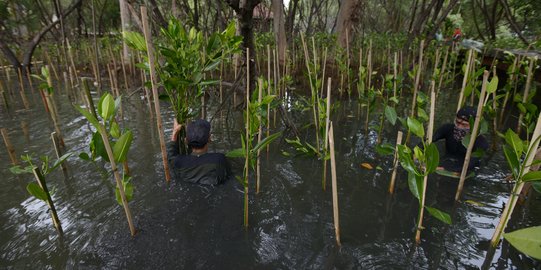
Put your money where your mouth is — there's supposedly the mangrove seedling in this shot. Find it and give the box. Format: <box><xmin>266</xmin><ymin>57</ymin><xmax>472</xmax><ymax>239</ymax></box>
<box><xmin>10</xmin><ymin>152</ymin><xmax>71</xmax><ymax>234</ymax></box>
<box><xmin>75</xmin><ymin>92</ymin><xmax>136</xmax><ymax>236</ymax></box>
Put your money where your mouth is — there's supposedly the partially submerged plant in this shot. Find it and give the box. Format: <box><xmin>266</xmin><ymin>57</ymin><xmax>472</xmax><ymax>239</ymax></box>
<box><xmin>75</xmin><ymin>92</ymin><xmax>136</xmax><ymax>236</ymax></box>
<box><xmin>10</xmin><ymin>152</ymin><xmax>71</xmax><ymax>234</ymax></box>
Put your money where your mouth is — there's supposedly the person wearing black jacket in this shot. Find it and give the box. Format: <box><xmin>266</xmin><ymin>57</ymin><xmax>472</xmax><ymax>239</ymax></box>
<box><xmin>167</xmin><ymin>119</ymin><xmax>231</xmax><ymax>185</ymax></box>
<box><xmin>433</xmin><ymin>106</ymin><xmax>489</xmax><ymax>173</ymax></box>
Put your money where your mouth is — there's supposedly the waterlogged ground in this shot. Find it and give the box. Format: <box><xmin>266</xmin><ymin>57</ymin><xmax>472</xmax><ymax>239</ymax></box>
<box><xmin>0</xmin><ymin>81</ymin><xmax>540</xmax><ymax>269</ymax></box>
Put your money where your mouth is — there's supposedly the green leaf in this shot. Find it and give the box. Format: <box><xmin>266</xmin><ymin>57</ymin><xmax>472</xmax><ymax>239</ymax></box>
<box><xmin>75</xmin><ymin>105</ymin><xmax>100</xmax><ymax>129</ymax></box>
<box><xmin>503</xmin><ymin>145</ymin><xmax>520</xmax><ymax>178</ymax></box>
<box><xmin>115</xmin><ymin>178</ymin><xmax>134</xmax><ymax>206</ymax></box>
<box><xmin>385</xmin><ymin>105</ymin><xmax>397</xmax><ymax>126</ymax></box>
<box><xmin>110</xmin><ymin>121</ymin><xmax>120</xmax><ymax>138</ymax></box>
<box><xmin>91</xmin><ymin>131</ymin><xmax>109</xmax><ymax>162</ymax></box>
<box><xmin>425</xmin><ymin>206</ymin><xmax>452</xmax><ymax>225</ymax></box>
<box><xmin>522</xmin><ymin>171</ymin><xmax>541</xmax><ymax>182</ymax></box>
<box><xmin>10</xmin><ymin>165</ymin><xmax>34</xmax><ymax>175</ymax></box>
<box><xmin>375</xmin><ymin>143</ymin><xmax>395</xmax><ymax>156</ymax></box>
<box><xmin>532</xmin><ymin>182</ymin><xmax>541</xmax><ymax>194</ymax></box>
<box><xmin>407</xmin><ymin>117</ymin><xmax>425</xmax><ymax>138</ymax></box>
<box><xmin>113</xmin><ymin>130</ymin><xmax>133</xmax><ymax>163</ymax></box>
<box><xmin>26</xmin><ymin>182</ymin><xmax>48</xmax><ymax>201</ymax></box>
<box><xmin>425</xmin><ymin>143</ymin><xmax>440</xmax><ymax>174</ymax></box>
<box><xmin>397</xmin><ymin>145</ymin><xmax>420</xmax><ymax>175</ymax></box>
<box><xmin>49</xmin><ymin>152</ymin><xmax>72</xmax><ymax>173</ymax></box>
<box><xmin>123</xmin><ymin>31</ymin><xmax>147</xmax><ymax>52</ymax></box>
<box><xmin>407</xmin><ymin>172</ymin><xmax>423</xmax><ymax>200</ymax></box>
<box><xmin>504</xmin><ymin>226</ymin><xmax>541</xmax><ymax>260</ymax></box>
<box><xmin>252</xmin><ymin>132</ymin><xmax>282</xmax><ymax>154</ymax></box>
<box><xmin>487</xmin><ymin>76</ymin><xmax>499</xmax><ymax>94</ymax></box>
<box><xmin>504</xmin><ymin>129</ymin><xmax>523</xmax><ymax>157</ymax></box>
<box><xmin>99</xmin><ymin>93</ymin><xmax>115</xmax><ymax>120</ymax></box>
<box><xmin>79</xmin><ymin>152</ymin><xmax>91</xmax><ymax>161</ymax></box>
<box><xmin>226</xmin><ymin>148</ymin><xmax>245</xmax><ymax>158</ymax></box>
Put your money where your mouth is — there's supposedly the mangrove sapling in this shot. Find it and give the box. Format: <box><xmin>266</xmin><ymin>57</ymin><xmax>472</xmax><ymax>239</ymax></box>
<box><xmin>226</xmin><ymin>77</ymin><xmax>282</xmax><ymax>228</ymax></box>
<box><xmin>75</xmin><ymin>92</ymin><xmax>136</xmax><ymax>236</ymax></box>
<box><xmin>397</xmin><ymin>100</ymin><xmax>451</xmax><ymax>243</ymax></box>
<box><xmin>32</xmin><ymin>66</ymin><xmax>65</xmax><ymax>147</ymax></box>
<box><xmin>516</xmin><ymin>57</ymin><xmax>537</xmax><ymax>135</ymax></box>
<box><xmin>488</xmin><ymin>116</ymin><xmax>541</xmax><ymax>252</ymax></box>
<box><xmin>300</xmin><ymin>34</ymin><xmax>322</xmax><ymax>155</ymax></box>
<box><xmin>10</xmin><ymin>152</ymin><xmax>71</xmax><ymax>234</ymax></box>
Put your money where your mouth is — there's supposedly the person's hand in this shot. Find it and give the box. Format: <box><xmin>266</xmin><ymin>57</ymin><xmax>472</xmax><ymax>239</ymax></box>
<box><xmin>171</xmin><ymin>119</ymin><xmax>182</xmax><ymax>141</ymax></box>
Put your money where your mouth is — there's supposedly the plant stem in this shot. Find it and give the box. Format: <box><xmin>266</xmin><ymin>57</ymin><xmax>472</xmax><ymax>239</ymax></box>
<box><xmin>388</xmin><ymin>131</ymin><xmax>403</xmax><ymax>194</ymax></box>
<box><xmin>32</xmin><ymin>167</ymin><xmax>63</xmax><ymax>234</ymax></box>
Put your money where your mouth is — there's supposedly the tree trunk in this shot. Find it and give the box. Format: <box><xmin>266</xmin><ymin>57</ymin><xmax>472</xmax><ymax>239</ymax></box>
<box><xmin>285</xmin><ymin>0</ymin><xmax>299</xmax><ymax>43</ymax></box>
<box><xmin>272</xmin><ymin>0</ymin><xmax>287</xmax><ymax>64</ymax></box>
<box><xmin>335</xmin><ymin>0</ymin><xmax>360</xmax><ymax>48</ymax></box>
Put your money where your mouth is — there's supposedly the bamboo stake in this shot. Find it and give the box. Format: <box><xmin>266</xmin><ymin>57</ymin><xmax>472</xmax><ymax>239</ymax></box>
<box><xmin>21</xmin><ymin>121</ymin><xmax>30</xmax><ymax>142</ymax></box>
<box><xmin>415</xmin><ymin>80</ymin><xmax>436</xmax><ymax>244</ymax></box>
<box><xmin>367</xmin><ymin>40</ymin><xmax>372</xmax><ymax>90</ymax></box>
<box><xmin>17</xmin><ymin>68</ymin><xmax>30</xmax><ymax>109</ymax></box>
<box><xmin>141</xmin><ymin>6</ymin><xmax>170</xmax><ymax>182</ymax></box>
<box><xmin>120</xmin><ymin>51</ymin><xmax>129</xmax><ymax>91</ymax></box>
<box><xmin>322</xmin><ymin>78</ymin><xmax>332</xmax><ymax>191</ymax></box>
<box><xmin>266</xmin><ymin>45</ymin><xmax>271</xmax><ymax>153</ymax></box>
<box><xmin>44</xmin><ymin>51</ymin><xmax>59</xmax><ymax>81</ymax></box>
<box><xmin>410</xmin><ymin>40</ymin><xmax>424</xmax><ymax>118</ymax></box>
<box><xmin>256</xmin><ymin>78</ymin><xmax>263</xmax><ymax>194</ymax></box>
<box><xmin>388</xmin><ymin>131</ymin><xmax>403</xmax><ymax>194</ymax></box>
<box><xmin>24</xmin><ymin>67</ymin><xmax>37</xmax><ymax>103</ymax></box>
<box><xmin>320</xmin><ymin>48</ymin><xmax>328</xmax><ymax>100</ymax></box>
<box><xmin>393</xmin><ymin>52</ymin><xmax>398</xmax><ymax>98</ymax></box>
<box><xmin>456</xmin><ymin>49</ymin><xmax>473</xmax><ymax>112</ymax></box>
<box><xmin>91</xmin><ymin>0</ymin><xmax>101</xmax><ymax>94</ymax></box>
<box><xmin>82</xmin><ymin>78</ymin><xmax>98</xmax><ymax>119</ymax></box>
<box><xmin>0</xmin><ymin>87</ymin><xmax>8</xmax><ymax>110</ymax></box>
<box><xmin>499</xmin><ymin>56</ymin><xmax>517</xmax><ymax>126</ymax></box>
<box><xmin>437</xmin><ymin>46</ymin><xmax>450</xmax><ymax>93</ymax></box>
<box><xmin>328</xmin><ymin>123</ymin><xmax>341</xmax><ymax>246</ymax></box>
<box><xmin>489</xmin><ymin>114</ymin><xmax>541</xmax><ymax>247</ymax></box>
<box><xmin>45</xmin><ymin>66</ymin><xmax>64</xmax><ymax>147</ymax></box>
<box><xmin>455</xmin><ymin>71</ymin><xmax>489</xmax><ymax>201</ymax></box>
<box><xmin>300</xmin><ymin>34</ymin><xmax>320</xmax><ymax>154</ymax></box>
<box><xmin>244</xmin><ymin>48</ymin><xmax>250</xmax><ymax>228</ymax></box>
<box><xmin>51</xmin><ymin>132</ymin><xmax>68</xmax><ymax>179</ymax></box>
<box><xmin>516</xmin><ymin>57</ymin><xmax>536</xmax><ymax>135</ymax></box>
<box><xmin>1</xmin><ymin>128</ymin><xmax>18</xmax><ymax>165</ymax></box>
<box><xmin>32</xmin><ymin>167</ymin><xmax>63</xmax><ymax>234</ymax></box>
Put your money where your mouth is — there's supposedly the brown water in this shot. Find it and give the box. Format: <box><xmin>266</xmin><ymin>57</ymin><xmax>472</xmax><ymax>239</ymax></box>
<box><xmin>0</xmin><ymin>80</ymin><xmax>539</xmax><ymax>269</ymax></box>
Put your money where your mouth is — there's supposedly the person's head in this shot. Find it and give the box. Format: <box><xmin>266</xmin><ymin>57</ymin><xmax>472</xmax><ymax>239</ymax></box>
<box><xmin>455</xmin><ymin>106</ymin><xmax>476</xmax><ymax>130</ymax></box>
<box><xmin>186</xmin><ymin>119</ymin><xmax>211</xmax><ymax>150</ymax></box>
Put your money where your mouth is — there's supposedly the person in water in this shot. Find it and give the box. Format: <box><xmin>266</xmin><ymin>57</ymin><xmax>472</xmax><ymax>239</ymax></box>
<box><xmin>167</xmin><ymin>119</ymin><xmax>231</xmax><ymax>185</ymax></box>
<box><xmin>433</xmin><ymin>106</ymin><xmax>489</xmax><ymax>173</ymax></box>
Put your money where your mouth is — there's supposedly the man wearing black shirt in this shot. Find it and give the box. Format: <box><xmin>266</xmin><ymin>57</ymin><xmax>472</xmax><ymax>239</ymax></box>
<box><xmin>433</xmin><ymin>106</ymin><xmax>489</xmax><ymax>172</ymax></box>
<box><xmin>167</xmin><ymin>119</ymin><xmax>231</xmax><ymax>185</ymax></box>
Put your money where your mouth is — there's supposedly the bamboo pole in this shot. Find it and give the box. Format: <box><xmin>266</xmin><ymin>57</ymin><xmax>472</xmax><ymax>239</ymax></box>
<box><xmin>44</xmin><ymin>50</ymin><xmax>59</xmax><ymax>81</ymax></box>
<box><xmin>300</xmin><ymin>34</ymin><xmax>320</xmax><ymax>154</ymax></box>
<box><xmin>437</xmin><ymin>46</ymin><xmax>450</xmax><ymax>93</ymax></box>
<box><xmin>328</xmin><ymin>123</ymin><xmax>341</xmax><ymax>246</ymax></box>
<box><xmin>17</xmin><ymin>68</ymin><xmax>30</xmax><ymax>109</ymax></box>
<box><xmin>141</xmin><ymin>6</ymin><xmax>170</xmax><ymax>182</ymax></box>
<box><xmin>244</xmin><ymin>48</ymin><xmax>250</xmax><ymax>228</ymax></box>
<box><xmin>256</xmin><ymin>78</ymin><xmax>263</xmax><ymax>194</ymax></box>
<box><xmin>24</xmin><ymin>67</ymin><xmax>37</xmax><ymax>103</ymax></box>
<box><xmin>120</xmin><ymin>51</ymin><xmax>129</xmax><ymax>91</ymax></box>
<box><xmin>388</xmin><ymin>131</ymin><xmax>403</xmax><ymax>194</ymax></box>
<box><xmin>455</xmin><ymin>71</ymin><xmax>489</xmax><ymax>201</ymax></box>
<box><xmin>415</xmin><ymin>80</ymin><xmax>436</xmax><ymax>244</ymax></box>
<box><xmin>320</xmin><ymin>48</ymin><xmax>328</xmax><ymax>100</ymax></box>
<box><xmin>32</xmin><ymin>167</ymin><xmax>63</xmax><ymax>234</ymax></box>
<box><xmin>44</xmin><ymin>66</ymin><xmax>64</xmax><ymax>147</ymax></box>
<box><xmin>1</xmin><ymin>128</ymin><xmax>18</xmax><ymax>165</ymax></box>
<box><xmin>266</xmin><ymin>45</ymin><xmax>271</xmax><ymax>154</ymax></box>
<box><xmin>456</xmin><ymin>49</ymin><xmax>473</xmax><ymax>112</ymax></box>
<box><xmin>410</xmin><ymin>40</ymin><xmax>424</xmax><ymax>118</ymax></box>
<box><xmin>489</xmin><ymin>114</ymin><xmax>541</xmax><ymax>247</ymax></box>
<box><xmin>499</xmin><ymin>56</ymin><xmax>517</xmax><ymax>126</ymax></box>
<box><xmin>516</xmin><ymin>57</ymin><xmax>536</xmax><ymax>135</ymax></box>
<box><xmin>21</xmin><ymin>121</ymin><xmax>30</xmax><ymax>142</ymax></box>
<box><xmin>393</xmin><ymin>52</ymin><xmax>398</xmax><ymax>98</ymax></box>
<box><xmin>322</xmin><ymin>78</ymin><xmax>332</xmax><ymax>191</ymax></box>
<box><xmin>0</xmin><ymin>87</ymin><xmax>8</xmax><ymax>110</ymax></box>
<box><xmin>91</xmin><ymin>0</ymin><xmax>101</xmax><ymax>94</ymax></box>
<box><xmin>367</xmin><ymin>40</ymin><xmax>372</xmax><ymax>90</ymax></box>
<box><xmin>82</xmin><ymin>78</ymin><xmax>98</xmax><ymax>119</ymax></box>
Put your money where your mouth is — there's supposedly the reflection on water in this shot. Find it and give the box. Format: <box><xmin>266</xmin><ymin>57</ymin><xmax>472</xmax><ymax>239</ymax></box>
<box><xmin>0</xmin><ymin>86</ymin><xmax>540</xmax><ymax>269</ymax></box>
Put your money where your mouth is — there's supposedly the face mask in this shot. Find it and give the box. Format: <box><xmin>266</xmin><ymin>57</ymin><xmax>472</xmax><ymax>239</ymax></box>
<box><xmin>453</xmin><ymin>125</ymin><xmax>469</xmax><ymax>142</ymax></box>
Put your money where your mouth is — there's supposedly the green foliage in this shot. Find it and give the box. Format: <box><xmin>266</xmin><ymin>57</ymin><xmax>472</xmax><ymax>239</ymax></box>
<box><xmin>504</xmin><ymin>226</ymin><xmax>541</xmax><ymax>260</ymax></box>
<box><xmin>115</xmin><ymin>175</ymin><xmax>134</xmax><ymax>206</ymax></box>
<box><xmin>26</xmin><ymin>182</ymin><xmax>48</xmax><ymax>201</ymax></box>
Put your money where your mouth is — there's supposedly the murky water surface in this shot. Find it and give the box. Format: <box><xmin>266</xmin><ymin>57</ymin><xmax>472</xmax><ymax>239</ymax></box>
<box><xmin>0</xmin><ymin>82</ymin><xmax>539</xmax><ymax>269</ymax></box>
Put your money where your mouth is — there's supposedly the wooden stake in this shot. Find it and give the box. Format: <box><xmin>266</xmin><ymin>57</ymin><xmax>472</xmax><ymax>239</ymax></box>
<box><xmin>51</xmin><ymin>132</ymin><xmax>69</xmax><ymax>179</ymax></box>
<box><xmin>410</xmin><ymin>40</ymin><xmax>424</xmax><ymax>118</ymax></box>
<box><xmin>244</xmin><ymin>47</ymin><xmax>250</xmax><ymax>228</ymax></box>
<box><xmin>393</xmin><ymin>52</ymin><xmax>398</xmax><ymax>98</ymax></box>
<box><xmin>322</xmin><ymin>78</ymin><xmax>332</xmax><ymax>191</ymax></box>
<box><xmin>44</xmin><ymin>66</ymin><xmax>64</xmax><ymax>147</ymax></box>
<box><xmin>517</xmin><ymin>57</ymin><xmax>536</xmax><ymax>135</ymax></box>
<box><xmin>456</xmin><ymin>49</ymin><xmax>473</xmax><ymax>112</ymax></box>
<box><xmin>32</xmin><ymin>167</ymin><xmax>63</xmax><ymax>234</ymax></box>
<box><xmin>1</xmin><ymin>128</ymin><xmax>18</xmax><ymax>165</ymax></box>
<box><xmin>388</xmin><ymin>131</ymin><xmax>403</xmax><ymax>194</ymax></box>
<box><xmin>415</xmin><ymin>80</ymin><xmax>436</xmax><ymax>244</ymax></box>
<box><xmin>266</xmin><ymin>45</ymin><xmax>271</xmax><ymax>153</ymax></box>
<box><xmin>455</xmin><ymin>71</ymin><xmax>489</xmax><ymax>201</ymax></box>
<box><xmin>437</xmin><ymin>46</ymin><xmax>450</xmax><ymax>93</ymax></box>
<box><xmin>120</xmin><ymin>51</ymin><xmax>129</xmax><ymax>91</ymax></box>
<box><xmin>141</xmin><ymin>6</ymin><xmax>171</xmax><ymax>182</ymax></box>
<box><xmin>82</xmin><ymin>78</ymin><xmax>98</xmax><ymax>119</ymax></box>
<box><xmin>328</xmin><ymin>123</ymin><xmax>341</xmax><ymax>246</ymax></box>
<box><xmin>17</xmin><ymin>68</ymin><xmax>30</xmax><ymax>109</ymax></box>
<box><xmin>256</xmin><ymin>78</ymin><xmax>263</xmax><ymax>194</ymax></box>
<box><xmin>499</xmin><ymin>56</ymin><xmax>517</xmax><ymax>126</ymax></box>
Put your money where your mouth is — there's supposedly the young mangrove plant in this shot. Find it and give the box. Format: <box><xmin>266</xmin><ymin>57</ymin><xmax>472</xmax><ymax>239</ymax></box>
<box><xmin>10</xmin><ymin>152</ymin><xmax>71</xmax><ymax>234</ymax></box>
<box><xmin>488</xmin><ymin>115</ymin><xmax>541</xmax><ymax>252</ymax></box>
<box><xmin>75</xmin><ymin>92</ymin><xmax>136</xmax><ymax>236</ymax></box>
<box><xmin>397</xmin><ymin>85</ymin><xmax>451</xmax><ymax>243</ymax></box>
<box><xmin>227</xmin><ymin>78</ymin><xmax>282</xmax><ymax>228</ymax></box>
<box><xmin>125</xmin><ymin>19</ymin><xmax>242</xmax><ymax>153</ymax></box>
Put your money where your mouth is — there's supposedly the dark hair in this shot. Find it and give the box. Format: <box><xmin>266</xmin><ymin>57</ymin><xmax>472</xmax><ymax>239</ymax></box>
<box><xmin>186</xmin><ymin>119</ymin><xmax>211</xmax><ymax>149</ymax></box>
<box><xmin>456</xmin><ymin>106</ymin><xmax>476</xmax><ymax>121</ymax></box>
